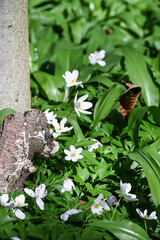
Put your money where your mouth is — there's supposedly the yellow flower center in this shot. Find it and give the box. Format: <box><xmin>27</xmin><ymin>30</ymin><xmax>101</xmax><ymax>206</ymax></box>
<box><xmin>94</xmin><ymin>204</ymin><xmax>99</xmax><ymax>208</ymax></box>
<box><xmin>71</xmin><ymin>152</ymin><xmax>77</xmax><ymax>157</ymax></box>
<box><xmin>16</xmin><ymin>200</ymin><xmax>24</xmax><ymax>207</ymax></box>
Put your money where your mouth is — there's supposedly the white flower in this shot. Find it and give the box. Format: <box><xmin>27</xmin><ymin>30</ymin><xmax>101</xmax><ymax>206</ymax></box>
<box><xmin>89</xmin><ymin>3</ymin><xmax>94</xmax><ymax>10</ymax></box>
<box><xmin>136</xmin><ymin>209</ymin><xmax>157</xmax><ymax>220</ymax></box>
<box><xmin>61</xmin><ymin>179</ymin><xmax>75</xmax><ymax>193</ymax></box>
<box><xmin>91</xmin><ymin>194</ymin><xmax>110</xmax><ymax>215</ymax></box>
<box><xmin>89</xmin><ymin>50</ymin><xmax>106</xmax><ymax>66</ymax></box>
<box><xmin>52</xmin><ymin>117</ymin><xmax>73</xmax><ymax>138</ymax></box>
<box><xmin>120</xmin><ymin>180</ymin><xmax>138</xmax><ymax>201</ymax></box>
<box><xmin>12</xmin><ymin>209</ymin><xmax>25</xmax><ymax>220</ymax></box>
<box><xmin>64</xmin><ymin>145</ymin><xmax>83</xmax><ymax>162</ymax></box>
<box><xmin>60</xmin><ymin>209</ymin><xmax>83</xmax><ymax>221</ymax></box>
<box><xmin>0</xmin><ymin>194</ymin><xmax>15</xmax><ymax>209</ymax></box>
<box><xmin>74</xmin><ymin>92</ymin><xmax>93</xmax><ymax>116</ymax></box>
<box><xmin>62</xmin><ymin>70</ymin><xmax>83</xmax><ymax>88</ymax></box>
<box><xmin>11</xmin><ymin>237</ymin><xmax>22</xmax><ymax>240</ymax></box>
<box><xmin>24</xmin><ymin>183</ymin><xmax>47</xmax><ymax>210</ymax></box>
<box><xmin>13</xmin><ymin>194</ymin><xmax>28</xmax><ymax>207</ymax></box>
<box><xmin>44</xmin><ymin>109</ymin><xmax>57</xmax><ymax>124</ymax></box>
<box><xmin>106</xmin><ymin>195</ymin><xmax>119</xmax><ymax>207</ymax></box>
<box><xmin>88</xmin><ymin>139</ymin><xmax>103</xmax><ymax>152</ymax></box>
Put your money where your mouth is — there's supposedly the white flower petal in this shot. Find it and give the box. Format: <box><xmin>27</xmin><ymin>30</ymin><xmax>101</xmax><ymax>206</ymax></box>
<box><xmin>11</xmin><ymin>237</ymin><xmax>22</xmax><ymax>240</ymax></box>
<box><xmin>36</xmin><ymin>198</ymin><xmax>44</xmax><ymax>210</ymax></box>
<box><xmin>24</xmin><ymin>188</ymin><xmax>36</xmax><ymax>198</ymax></box>
<box><xmin>148</xmin><ymin>211</ymin><xmax>157</xmax><ymax>220</ymax></box>
<box><xmin>78</xmin><ymin>94</ymin><xmax>89</xmax><ymax>102</ymax></box>
<box><xmin>60</xmin><ymin>212</ymin><xmax>69</xmax><ymax>221</ymax></box>
<box><xmin>72</xmin><ymin>70</ymin><xmax>79</xmax><ymax>79</ymax></box>
<box><xmin>60</xmin><ymin>209</ymin><xmax>82</xmax><ymax>221</ymax></box>
<box><xmin>13</xmin><ymin>209</ymin><xmax>25</xmax><ymax>220</ymax></box>
<box><xmin>97</xmin><ymin>60</ymin><xmax>106</xmax><ymax>66</ymax></box>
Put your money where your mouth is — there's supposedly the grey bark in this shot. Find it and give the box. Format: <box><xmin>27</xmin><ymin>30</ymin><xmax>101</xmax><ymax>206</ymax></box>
<box><xmin>0</xmin><ymin>0</ymin><xmax>31</xmax><ymax>113</ymax></box>
<box><xmin>0</xmin><ymin>109</ymin><xmax>59</xmax><ymax>193</ymax></box>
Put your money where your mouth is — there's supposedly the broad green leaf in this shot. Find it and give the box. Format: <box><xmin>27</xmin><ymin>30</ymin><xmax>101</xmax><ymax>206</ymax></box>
<box><xmin>0</xmin><ymin>108</ymin><xmax>15</xmax><ymax>126</ymax></box>
<box><xmin>128</xmin><ymin>107</ymin><xmax>148</xmax><ymax>147</ymax></box>
<box><xmin>33</xmin><ymin>71</ymin><xmax>65</xmax><ymax>102</ymax></box>
<box><xmin>54</xmin><ymin>40</ymin><xmax>83</xmax><ymax>76</ymax></box>
<box><xmin>68</xmin><ymin>115</ymin><xmax>85</xmax><ymax>141</ymax></box>
<box><xmin>122</xmin><ymin>47</ymin><xmax>159</xmax><ymax>106</ymax></box>
<box><xmin>129</xmin><ymin>143</ymin><xmax>160</xmax><ymax>208</ymax></box>
<box><xmin>89</xmin><ymin>219</ymin><xmax>151</xmax><ymax>240</ymax></box>
<box><xmin>92</xmin><ymin>83</ymin><xmax>125</xmax><ymax>132</ymax></box>
<box><xmin>104</xmin><ymin>53</ymin><xmax>122</xmax><ymax>72</ymax></box>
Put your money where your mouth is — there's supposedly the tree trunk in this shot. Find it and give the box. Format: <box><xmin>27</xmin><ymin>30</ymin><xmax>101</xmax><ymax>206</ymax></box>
<box><xmin>0</xmin><ymin>0</ymin><xmax>31</xmax><ymax>113</ymax></box>
<box><xmin>0</xmin><ymin>2</ymin><xmax>58</xmax><ymax>193</ymax></box>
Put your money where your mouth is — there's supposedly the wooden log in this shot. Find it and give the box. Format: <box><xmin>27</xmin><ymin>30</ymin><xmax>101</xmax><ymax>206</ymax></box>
<box><xmin>0</xmin><ymin>109</ymin><xmax>58</xmax><ymax>193</ymax></box>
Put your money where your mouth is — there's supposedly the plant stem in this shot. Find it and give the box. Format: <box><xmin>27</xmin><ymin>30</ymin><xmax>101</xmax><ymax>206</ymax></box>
<box><xmin>111</xmin><ymin>197</ymin><xmax>122</xmax><ymax>221</ymax></box>
<box><xmin>64</xmin><ymin>87</ymin><xmax>73</xmax><ymax>102</ymax></box>
<box><xmin>66</xmin><ymin>108</ymin><xmax>74</xmax><ymax>119</ymax></box>
<box><xmin>96</xmin><ymin>66</ymin><xmax>101</xmax><ymax>90</ymax></box>
<box><xmin>144</xmin><ymin>219</ymin><xmax>147</xmax><ymax>233</ymax></box>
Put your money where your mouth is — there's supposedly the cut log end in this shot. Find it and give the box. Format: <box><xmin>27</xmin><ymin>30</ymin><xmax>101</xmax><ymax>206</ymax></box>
<box><xmin>0</xmin><ymin>109</ymin><xmax>58</xmax><ymax>193</ymax></box>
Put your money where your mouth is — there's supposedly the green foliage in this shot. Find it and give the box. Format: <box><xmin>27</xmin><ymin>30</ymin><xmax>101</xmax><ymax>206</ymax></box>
<box><xmin>0</xmin><ymin>108</ymin><xmax>15</xmax><ymax>126</ymax></box>
<box><xmin>1</xmin><ymin>0</ymin><xmax>160</xmax><ymax>239</ymax></box>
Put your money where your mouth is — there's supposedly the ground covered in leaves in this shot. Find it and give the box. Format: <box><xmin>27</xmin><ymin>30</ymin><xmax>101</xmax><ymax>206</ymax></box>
<box><xmin>0</xmin><ymin>0</ymin><xmax>160</xmax><ymax>239</ymax></box>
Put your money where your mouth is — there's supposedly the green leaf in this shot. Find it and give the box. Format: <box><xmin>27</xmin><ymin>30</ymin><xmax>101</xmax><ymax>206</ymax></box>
<box><xmin>128</xmin><ymin>107</ymin><xmax>148</xmax><ymax>147</ymax></box>
<box><xmin>149</xmin><ymin>106</ymin><xmax>160</xmax><ymax>126</ymax></box>
<box><xmin>76</xmin><ymin>166</ymin><xmax>89</xmax><ymax>182</ymax></box>
<box><xmin>92</xmin><ymin>83</ymin><xmax>125</xmax><ymax>132</ymax></box>
<box><xmin>122</xmin><ymin>47</ymin><xmax>159</xmax><ymax>106</ymax></box>
<box><xmin>128</xmin><ymin>106</ymin><xmax>160</xmax><ymax>147</ymax></box>
<box><xmin>154</xmin><ymin>52</ymin><xmax>160</xmax><ymax>85</ymax></box>
<box><xmin>0</xmin><ymin>213</ymin><xmax>16</xmax><ymax>226</ymax></box>
<box><xmin>68</xmin><ymin>114</ymin><xmax>85</xmax><ymax>141</ymax></box>
<box><xmin>33</xmin><ymin>71</ymin><xmax>65</xmax><ymax>102</ymax></box>
<box><xmin>104</xmin><ymin>53</ymin><xmax>122</xmax><ymax>72</ymax></box>
<box><xmin>129</xmin><ymin>142</ymin><xmax>160</xmax><ymax>208</ymax></box>
<box><xmin>54</xmin><ymin>40</ymin><xmax>83</xmax><ymax>76</ymax></box>
<box><xmin>82</xmin><ymin>150</ymin><xmax>100</xmax><ymax>166</ymax></box>
<box><xmin>89</xmin><ymin>219</ymin><xmax>151</xmax><ymax>240</ymax></box>
<box><xmin>0</xmin><ymin>108</ymin><xmax>15</xmax><ymax>126</ymax></box>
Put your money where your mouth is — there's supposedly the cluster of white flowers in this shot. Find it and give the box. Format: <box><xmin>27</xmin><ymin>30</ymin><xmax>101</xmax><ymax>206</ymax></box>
<box><xmin>0</xmin><ymin>194</ymin><xmax>28</xmax><ymax>220</ymax></box>
<box><xmin>0</xmin><ymin>184</ymin><xmax>47</xmax><ymax>220</ymax></box>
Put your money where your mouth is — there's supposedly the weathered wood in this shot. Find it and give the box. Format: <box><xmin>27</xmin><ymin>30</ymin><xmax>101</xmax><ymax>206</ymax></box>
<box><xmin>0</xmin><ymin>109</ymin><xmax>58</xmax><ymax>193</ymax></box>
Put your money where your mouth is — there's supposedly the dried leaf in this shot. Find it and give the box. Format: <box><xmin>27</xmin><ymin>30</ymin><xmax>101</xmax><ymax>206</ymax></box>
<box><xmin>119</xmin><ymin>83</ymin><xmax>141</xmax><ymax>118</ymax></box>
